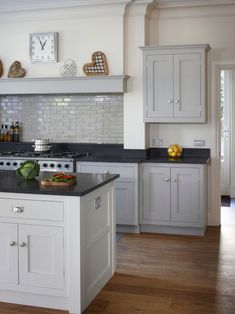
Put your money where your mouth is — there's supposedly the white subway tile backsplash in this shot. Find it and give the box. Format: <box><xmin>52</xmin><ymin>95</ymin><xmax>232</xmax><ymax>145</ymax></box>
<box><xmin>0</xmin><ymin>94</ymin><xmax>123</xmax><ymax>143</ymax></box>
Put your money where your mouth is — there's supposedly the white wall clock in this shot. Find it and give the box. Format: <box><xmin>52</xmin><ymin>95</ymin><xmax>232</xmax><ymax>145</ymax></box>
<box><xmin>29</xmin><ymin>32</ymin><xmax>58</xmax><ymax>63</ymax></box>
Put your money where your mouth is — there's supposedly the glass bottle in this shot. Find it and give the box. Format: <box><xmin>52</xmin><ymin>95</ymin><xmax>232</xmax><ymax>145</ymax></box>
<box><xmin>4</xmin><ymin>125</ymin><xmax>11</xmax><ymax>142</ymax></box>
<box><xmin>0</xmin><ymin>125</ymin><xmax>4</xmax><ymax>142</ymax></box>
<box><xmin>10</xmin><ymin>122</ymin><xmax>14</xmax><ymax>142</ymax></box>
<box><xmin>13</xmin><ymin>121</ymin><xmax>20</xmax><ymax>142</ymax></box>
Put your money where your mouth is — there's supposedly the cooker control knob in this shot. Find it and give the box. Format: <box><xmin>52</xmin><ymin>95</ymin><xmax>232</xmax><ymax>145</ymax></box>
<box><xmin>0</xmin><ymin>161</ymin><xmax>4</xmax><ymax>166</ymax></box>
<box><xmin>57</xmin><ymin>164</ymin><xmax>62</xmax><ymax>168</ymax></box>
<box><xmin>13</xmin><ymin>162</ymin><xmax>18</xmax><ymax>166</ymax></box>
<box><xmin>64</xmin><ymin>164</ymin><xmax>70</xmax><ymax>169</ymax></box>
<box><xmin>43</xmin><ymin>163</ymin><xmax>48</xmax><ymax>168</ymax></box>
<box><xmin>6</xmin><ymin>162</ymin><xmax>11</xmax><ymax>166</ymax></box>
<box><xmin>49</xmin><ymin>163</ymin><xmax>55</xmax><ymax>168</ymax></box>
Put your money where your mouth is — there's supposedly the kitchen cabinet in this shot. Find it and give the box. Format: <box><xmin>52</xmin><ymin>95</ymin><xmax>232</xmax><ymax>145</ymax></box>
<box><xmin>141</xmin><ymin>44</ymin><xmax>210</xmax><ymax>123</ymax></box>
<box><xmin>76</xmin><ymin>162</ymin><xmax>139</xmax><ymax>233</ymax></box>
<box><xmin>0</xmin><ymin>199</ymin><xmax>64</xmax><ymax>290</ymax></box>
<box><xmin>0</xmin><ymin>176</ymin><xmax>116</xmax><ymax>314</ymax></box>
<box><xmin>141</xmin><ymin>163</ymin><xmax>207</xmax><ymax>235</ymax></box>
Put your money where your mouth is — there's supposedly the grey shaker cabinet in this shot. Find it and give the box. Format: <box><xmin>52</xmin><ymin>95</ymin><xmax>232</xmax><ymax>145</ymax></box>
<box><xmin>141</xmin><ymin>163</ymin><xmax>207</xmax><ymax>235</ymax></box>
<box><xmin>141</xmin><ymin>44</ymin><xmax>210</xmax><ymax>123</ymax></box>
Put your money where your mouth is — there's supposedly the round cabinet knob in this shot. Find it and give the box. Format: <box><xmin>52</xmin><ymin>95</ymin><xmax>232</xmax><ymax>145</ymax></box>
<box><xmin>49</xmin><ymin>163</ymin><xmax>55</xmax><ymax>168</ymax></box>
<box><xmin>168</xmin><ymin>99</ymin><xmax>174</xmax><ymax>103</ymax></box>
<box><xmin>57</xmin><ymin>164</ymin><xmax>62</xmax><ymax>168</ymax></box>
<box><xmin>104</xmin><ymin>171</ymin><xmax>109</xmax><ymax>174</ymax></box>
<box><xmin>43</xmin><ymin>163</ymin><xmax>48</xmax><ymax>168</ymax></box>
<box><xmin>164</xmin><ymin>178</ymin><xmax>170</xmax><ymax>181</ymax></box>
<box><xmin>19</xmin><ymin>242</ymin><xmax>26</xmax><ymax>247</ymax></box>
<box><xmin>10</xmin><ymin>241</ymin><xmax>17</xmax><ymax>247</ymax></box>
<box><xmin>6</xmin><ymin>162</ymin><xmax>11</xmax><ymax>166</ymax></box>
<box><xmin>174</xmin><ymin>99</ymin><xmax>180</xmax><ymax>103</ymax></box>
<box><xmin>0</xmin><ymin>161</ymin><xmax>4</xmax><ymax>166</ymax></box>
<box><xmin>64</xmin><ymin>164</ymin><xmax>70</xmax><ymax>169</ymax></box>
<box><xmin>172</xmin><ymin>178</ymin><xmax>177</xmax><ymax>182</ymax></box>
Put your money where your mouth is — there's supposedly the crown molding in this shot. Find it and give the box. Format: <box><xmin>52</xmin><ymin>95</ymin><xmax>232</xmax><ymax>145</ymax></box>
<box><xmin>154</xmin><ymin>0</ymin><xmax>235</xmax><ymax>8</ymax></box>
<box><xmin>0</xmin><ymin>0</ymin><xmax>133</xmax><ymax>13</ymax></box>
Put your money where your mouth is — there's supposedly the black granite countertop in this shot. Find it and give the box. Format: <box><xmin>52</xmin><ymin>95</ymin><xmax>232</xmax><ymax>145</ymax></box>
<box><xmin>0</xmin><ymin>171</ymin><xmax>119</xmax><ymax>197</ymax></box>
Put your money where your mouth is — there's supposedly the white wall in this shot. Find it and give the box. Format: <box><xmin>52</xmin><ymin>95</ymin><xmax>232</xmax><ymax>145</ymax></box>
<box><xmin>0</xmin><ymin>6</ymin><xmax>124</xmax><ymax>78</ymax></box>
<box><xmin>148</xmin><ymin>4</ymin><xmax>235</xmax><ymax>148</ymax></box>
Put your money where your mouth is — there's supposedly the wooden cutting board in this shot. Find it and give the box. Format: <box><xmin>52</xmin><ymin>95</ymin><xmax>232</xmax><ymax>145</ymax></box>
<box><xmin>41</xmin><ymin>180</ymin><xmax>76</xmax><ymax>186</ymax></box>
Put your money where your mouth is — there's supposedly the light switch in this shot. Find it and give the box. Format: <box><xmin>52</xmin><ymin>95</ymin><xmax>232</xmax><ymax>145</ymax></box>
<box><xmin>94</xmin><ymin>196</ymin><xmax>101</xmax><ymax>210</ymax></box>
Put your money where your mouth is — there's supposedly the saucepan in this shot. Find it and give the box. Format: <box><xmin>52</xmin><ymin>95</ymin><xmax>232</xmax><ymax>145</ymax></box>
<box><xmin>32</xmin><ymin>138</ymin><xmax>52</xmax><ymax>152</ymax></box>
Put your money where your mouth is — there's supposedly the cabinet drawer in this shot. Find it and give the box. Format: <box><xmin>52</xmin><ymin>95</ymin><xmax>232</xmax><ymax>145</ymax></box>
<box><xmin>0</xmin><ymin>198</ymin><xmax>64</xmax><ymax>221</ymax></box>
<box><xmin>77</xmin><ymin>163</ymin><xmax>135</xmax><ymax>180</ymax></box>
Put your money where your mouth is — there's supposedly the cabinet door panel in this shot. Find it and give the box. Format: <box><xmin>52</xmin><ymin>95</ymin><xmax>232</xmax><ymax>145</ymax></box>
<box><xmin>171</xmin><ymin>168</ymin><xmax>199</xmax><ymax>223</ymax></box>
<box><xmin>115</xmin><ymin>181</ymin><xmax>136</xmax><ymax>225</ymax></box>
<box><xmin>174</xmin><ymin>54</ymin><xmax>201</xmax><ymax>118</ymax></box>
<box><xmin>142</xmin><ymin>166</ymin><xmax>171</xmax><ymax>221</ymax></box>
<box><xmin>0</xmin><ymin>223</ymin><xmax>18</xmax><ymax>284</ymax></box>
<box><xmin>146</xmin><ymin>54</ymin><xmax>173</xmax><ymax>118</ymax></box>
<box><xmin>19</xmin><ymin>225</ymin><xmax>64</xmax><ymax>289</ymax></box>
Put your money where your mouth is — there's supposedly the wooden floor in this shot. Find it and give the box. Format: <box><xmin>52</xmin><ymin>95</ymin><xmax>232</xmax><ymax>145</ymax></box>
<box><xmin>1</xmin><ymin>226</ymin><xmax>235</xmax><ymax>314</ymax></box>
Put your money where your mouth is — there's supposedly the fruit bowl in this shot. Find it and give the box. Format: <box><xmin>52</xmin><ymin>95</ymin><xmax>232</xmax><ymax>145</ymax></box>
<box><xmin>168</xmin><ymin>144</ymin><xmax>183</xmax><ymax>158</ymax></box>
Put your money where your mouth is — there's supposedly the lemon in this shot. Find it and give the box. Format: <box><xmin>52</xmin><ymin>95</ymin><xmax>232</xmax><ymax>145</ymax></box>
<box><xmin>171</xmin><ymin>152</ymin><xmax>177</xmax><ymax>157</ymax></box>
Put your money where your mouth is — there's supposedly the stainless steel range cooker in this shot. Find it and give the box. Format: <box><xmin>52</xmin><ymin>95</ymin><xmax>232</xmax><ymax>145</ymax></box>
<box><xmin>0</xmin><ymin>151</ymin><xmax>89</xmax><ymax>172</ymax></box>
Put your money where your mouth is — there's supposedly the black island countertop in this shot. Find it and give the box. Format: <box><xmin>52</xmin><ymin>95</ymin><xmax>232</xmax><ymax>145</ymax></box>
<box><xmin>0</xmin><ymin>171</ymin><xmax>119</xmax><ymax>197</ymax></box>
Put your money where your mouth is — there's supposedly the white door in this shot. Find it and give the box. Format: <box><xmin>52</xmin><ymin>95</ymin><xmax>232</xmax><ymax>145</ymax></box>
<box><xmin>146</xmin><ymin>54</ymin><xmax>174</xmax><ymax>118</ymax></box>
<box><xmin>221</xmin><ymin>70</ymin><xmax>231</xmax><ymax>195</ymax></box>
<box><xmin>19</xmin><ymin>224</ymin><xmax>64</xmax><ymax>289</ymax></box>
<box><xmin>174</xmin><ymin>53</ymin><xmax>201</xmax><ymax>118</ymax></box>
<box><xmin>142</xmin><ymin>166</ymin><xmax>171</xmax><ymax>222</ymax></box>
<box><xmin>0</xmin><ymin>223</ymin><xmax>18</xmax><ymax>284</ymax></box>
<box><xmin>171</xmin><ymin>167</ymin><xmax>199</xmax><ymax>223</ymax></box>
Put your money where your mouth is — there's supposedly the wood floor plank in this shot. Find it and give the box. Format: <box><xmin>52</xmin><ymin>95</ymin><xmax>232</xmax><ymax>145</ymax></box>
<box><xmin>1</xmin><ymin>226</ymin><xmax>235</xmax><ymax>313</ymax></box>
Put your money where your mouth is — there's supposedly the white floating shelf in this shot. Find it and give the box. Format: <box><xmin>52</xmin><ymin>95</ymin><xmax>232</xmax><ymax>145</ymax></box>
<box><xmin>0</xmin><ymin>75</ymin><xmax>129</xmax><ymax>95</ymax></box>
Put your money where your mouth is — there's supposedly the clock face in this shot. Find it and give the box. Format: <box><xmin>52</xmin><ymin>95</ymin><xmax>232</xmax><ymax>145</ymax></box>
<box><xmin>29</xmin><ymin>32</ymin><xmax>58</xmax><ymax>63</ymax></box>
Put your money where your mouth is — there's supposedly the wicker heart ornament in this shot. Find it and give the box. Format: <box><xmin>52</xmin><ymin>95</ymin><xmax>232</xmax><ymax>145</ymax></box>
<box><xmin>0</xmin><ymin>60</ymin><xmax>3</xmax><ymax>77</ymax></box>
<box><xmin>59</xmin><ymin>59</ymin><xmax>77</xmax><ymax>77</ymax></box>
<box><xmin>83</xmin><ymin>51</ymin><xmax>108</xmax><ymax>76</ymax></box>
<box><xmin>8</xmin><ymin>61</ymin><xmax>26</xmax><ymax>78</ymax></box>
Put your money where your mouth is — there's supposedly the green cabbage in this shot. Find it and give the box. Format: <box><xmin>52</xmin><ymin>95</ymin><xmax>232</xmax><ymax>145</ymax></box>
<box><xmin>16</xmin><ymin>160</ymin><xmax>40</xmax><ymax>179</ymax></box>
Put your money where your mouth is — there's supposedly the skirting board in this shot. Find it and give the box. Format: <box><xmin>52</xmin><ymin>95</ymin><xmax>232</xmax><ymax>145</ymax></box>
<box><xmin>116</xmin><ymin>224</ymin><xmax>140</xmax><ymax>233</ymax></box>
<box><xmin>140</xmin><ymin>224</ymin><xmax>206</xmax><ymax>236</ymax></box>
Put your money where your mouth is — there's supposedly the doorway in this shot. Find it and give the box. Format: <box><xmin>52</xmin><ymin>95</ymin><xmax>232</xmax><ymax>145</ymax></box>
<box><xmin>220</xmin><ymin>68</ymin><xmax>235</xmax><ymax>225</ymax></box>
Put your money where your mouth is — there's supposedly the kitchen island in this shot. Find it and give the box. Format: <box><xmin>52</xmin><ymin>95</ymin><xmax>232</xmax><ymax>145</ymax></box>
<box><xmin>0</xmin><ymin>171</ymin><xmax>119</xmax><ymax>314</ymax></box>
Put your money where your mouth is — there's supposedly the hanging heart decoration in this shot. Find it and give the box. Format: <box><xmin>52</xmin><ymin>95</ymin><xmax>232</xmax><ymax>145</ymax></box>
<box><xmin>83</xmin><ymin>51</ymin><xmax>108</xmax><ymax>76</ymax></box>
<box><xmin>0</xmin><ymin>60</ymin><xmax>3</xmax><ymax>77</ymax></box>
<box><xmin>59</xmin><ymin>59</ymin><xmax>77</xmax><ymax>77</ymax></box>
<box><xmin>8</xmin><ymin>61</ymin><xmax>26</xmax><ymax>78</ymax></box>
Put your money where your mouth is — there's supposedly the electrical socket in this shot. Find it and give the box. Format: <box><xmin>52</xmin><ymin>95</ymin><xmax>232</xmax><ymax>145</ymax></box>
<box><xmin>194</xmin><ymin>139</ymin><xmax>206</xmax><ymax>147</ymax></box>
<box><xmin>152</xmin><ymin>138</ymin><xmax>163</xmax><ymax>146</ymax></box>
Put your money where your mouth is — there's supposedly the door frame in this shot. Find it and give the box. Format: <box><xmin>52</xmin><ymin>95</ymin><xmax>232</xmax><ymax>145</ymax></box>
<box><xmin>211</xmin><ymin>61</ymin><xmax>235</xmax><ymax>226</ymax></box>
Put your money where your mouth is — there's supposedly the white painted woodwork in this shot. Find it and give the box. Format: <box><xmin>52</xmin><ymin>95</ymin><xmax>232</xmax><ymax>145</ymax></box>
<box><xmin>142</xmin><ymin>166</ymin><xmax>171</xmax><ymax>221</ymax></box>
<box><xmin>0</xmin><ymin>182</ymin><xmax>116</xmax><ymax>314</ymax></box>
<box><xmin>76</xmin><ymin>162</ymin><xmax>139</xmax><ymax>227</ymax></box>
<box><xmin>141</xmin><ymin>163</ymin><xmax>207</xmax><ymax>235</ymax></box>
<box><xmin>0</xmin><ymin>223</ymin><xmax>18</xmax><ymax>284</ymax></box>
<box><xmin>0</xmin><ymin>198</ymin><xmax>64</xmax><ymax>221</ymax></box>
<box><xmin>0</xmin><ymin>76</ymin><xmax>129</xmax><ymax>95</ymax></box>
<box><xmin>141</xmin><ymin>44</ymin><xmax>210</xmax><ymax>123</ymax></box>
<box><xmin>18</xmin><ymin>225</ymin><xmax>64</xmax><ymax>289</ymax></box>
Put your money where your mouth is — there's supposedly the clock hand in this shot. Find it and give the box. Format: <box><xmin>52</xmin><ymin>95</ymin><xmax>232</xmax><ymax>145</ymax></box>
<box><xmin>38</xmin><ymin>37</ymin><xmax>43</xmax><ymax>49</ymax></box>
<box><xmin>41</xmin><ymin>40</ymin><xmax>47</xmax><ymax>50</ymax></box>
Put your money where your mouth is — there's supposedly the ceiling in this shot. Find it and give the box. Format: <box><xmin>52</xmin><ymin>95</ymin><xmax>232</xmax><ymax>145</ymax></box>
<box><xmin>0</xmin><ymin>0</ymin><xmax>235</xmax><ymax>11</ymax></box>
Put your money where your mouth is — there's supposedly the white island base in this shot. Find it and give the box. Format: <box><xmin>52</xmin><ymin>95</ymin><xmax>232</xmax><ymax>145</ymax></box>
<box><xmin>0</xmin><ymin>182</ymin><xmax>115</xmax><ymax>314</ymax></box>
